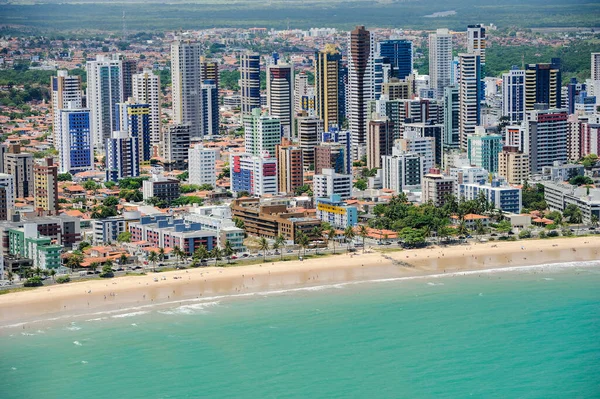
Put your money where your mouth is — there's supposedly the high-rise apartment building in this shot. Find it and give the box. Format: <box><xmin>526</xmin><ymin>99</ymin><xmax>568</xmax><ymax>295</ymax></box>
<box><xmin>200</xmin><ymin>57</ymin><xmax>219</xmax><ymax>89</ymax></box>
<box><xmin>396</xmin><ymin>135</ymin><xmax>436</xmax><ymax>178</ymax></box>
<box><xmin>34</xmin><ymin>158</ymin><xmax>59</xmax><ymax>216</ymax></box>
<box><xmin>132</xmin><ymin>69</ymin><xmax>161</xmax><ymax>145</ymax></box>
<box><xmin>525</xmin><ymin>59</ymin><xmax>561</xmax><ymax>110</ymax></box>
<box><xmin>188</xmin><ymin>143</ymin><xmax>217</xmax><ymax>187</ymax></box>
<box><xmin>313</xmin><ymin>168</ymin><xmax>353</xmax><ymax>200</ymax></box>
<box><xmin>51</xmin><ymin>70</ymin><xmax>82</xmax><ymax>146</ymax></box>
<box><xmin>498</xmin><ymin>146</ymin><xmax>530</xmax><ymax>185</ymax></box>
<box><xmin>105</xmin><ymin>130</ymin><xmax>140</xmax><ymax>182</ymax></box>
<box><xmin>201</xmin><ymin>79</ymin><xmax>219</xmax><ymax>136</ymax></box>
<box><xmin>162</xmin><ymin>124</ymin><xmax>191</xmax><ymax>171</ymax></box>
<box><xmin>422</xmin><ymin>173</ymin><xmax>455</xmax><ymax>207</ymax></box>
<box><xmin>87</xmin><ymin>55</ymin><xmax>123</xmax><ymax>150</ymax></box>
<box><xmin>115</xmin><ymin>99</ymin><xmax>151</xmax><ymax>163</ymax></box>
<box><xmin>381</xmin><ymin>149</ymin><xmax>423</xmax><ymax>192</ymax></box>
<box><xmin>502</xmin><ymin>68</ymin><xmax>526</xmax><ymax>123</ymax></box>
<box><xmin>315</xmin><ymin>142</ymin><xmax>348</xmax><ymax>175</ymax></box>
<box><xmin>467</xmin><ymin>130</ymin><xmax>503</xmax><ymax>173</ymax></box>
<box><xmin>315</xmin><ymin>45</ymin><xmax>344</xmax><ymax>130</ymax></box>
<box><xmin>443</xmin><ymin>86</ymin><xmax>460</xmax><ymax>149</ymax></box>
<box><xmin>590</xmin><ymin>53</ymin><xmax>600</xmax><ymax>101</ymax></box>
<box><xmin>57</xmin><ymin>108</ymin><xmax>93</xmax><ymax>175</ymax></box>
<box><xmin>366</xmin><ymin>118</ymin><xmax>394</xmax><ymax>169</ymax></box>
<box><xmin>524</xmin><ymin>107</ymin><xmax>568</xmax><ymax>173</ymax></box>
<box><xmin>244</xmin><ymin>108</ymin><xmax>281</xmax><ymax>156</ymax></box>
<box><xmin>348</xmin><ymin>26</ymin><xmax>376</xmax><ymax>160</ymax></box>
<box><xmin>0</xmin><ymin>173</ymin><xmax>14</xmax><ymax>221</ymax></box>
<box><xmin>240</xmin><ymin>53</ymin><xmax>261</xmax><ymax>115</ymax></box>
<box><xmin>3</xmin><ymin>145</ymin><xmax>34</xmax><ymax>199</ymax></box>
<box><xmin>276</xmin><ymin>139</ymin><xmax>304</xmax><ymax>194</ymax></box>
<box><xmin>429</xmin><ymin>29</ymin><xmax>453</xmax><ymax>99</ymax></box>
<box><xmin>378</xmin><ymin>39</ymin><xmax>413</xmax><ymax>80</ymax></box>
<box><xmin>297</xmin><ymin>116</ymin><xmax>324</xmax><ymax>169</ymax></box>
<box><xmin>230</xmin><ymin>152</ymin><xmax>278</xmax><ymax>196</ymax></box>
<box><xmin>266</xmin><ymin>64</ymin><xmax>294</xmax><ymax>138</ymax></box>
<box><xmin>467</xmin><ymin>24</ymin><xmax>486</xmax><ymax>64</ymax></box>
<box><xmin>382</xmin><ymin>78</ymin><xmax>413</xmax><ymax>101</ymax></box>
<box><xmin>458</xmin><ymin>53</ymin><xmax>482</xmax><ymax>149</ymax></box>
<box><xmin>171</xmin><ymin>39</ymin><xmax>202</xmax><ymax>138</ymax></box>
<box><xmin>120</xmin><ymin>56</ymin><xmax>138</xmax><ymax>100</ymax></box>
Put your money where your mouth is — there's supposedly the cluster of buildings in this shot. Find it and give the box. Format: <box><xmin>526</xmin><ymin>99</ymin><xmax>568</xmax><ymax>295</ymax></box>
<box><xmin>0</xmin><ymin>25</ymin><xmax>599</xmax><ymax>280</ymax></box>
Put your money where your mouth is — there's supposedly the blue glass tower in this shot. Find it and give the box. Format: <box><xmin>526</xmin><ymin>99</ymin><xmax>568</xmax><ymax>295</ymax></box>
<box><xmin>58</xmin><ymin>109</ymin><xmax>93</xmax><ymax>175</ymax></box>
<box><xmin>378</xmin><ymin>39</ymin><xmax>413</xmax><ymax>80</ymax></box>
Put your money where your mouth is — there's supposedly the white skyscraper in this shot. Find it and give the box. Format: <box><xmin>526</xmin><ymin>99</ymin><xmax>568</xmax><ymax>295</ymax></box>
<box><xmin>244</xmin><ymin>108</ymin><xmax>281</xmax><ymax>156</ymax></box>
<box><xmin>51</xmin><ymin>70</ymin><xmax>82</xmax><ymax>147</ymax></box>
<box><xmin>347</xmin><ymin>25</ymin><xmax>376</xmax><ymax>160</ymax></box>
<box><xmin>171</xmin><ymin>39</ymin><xmax>202</xmax><ymax>138</ymax></box>
<box><xmin>458</xmin><ymin>53</ymin><xmax>482</xmax><ymax>150</ymax></box>
<box><xmin>188</xmin><ymin>143</ymin><xmax>217</xmax><ymax>187</ymax></box>
<box><xmin>132</xmin><ymin>69</ymin><xmax>161</xmax><ymax>145</ymax></box>
<box><xmin>502</xmin><ymin>68</ymin><xmax>526</xmax><ymax>124</ymax></box>
<box><xmin>86</xmin><ymin>55</ymin><xmax>123</xmax><ymax>150</ymax></box>
<box><xmin>294</xmin><ymin>73</ymin><xmax>313</xmax><ymax>115</ymax></box>
<box><xmin>429</xmin><ymin>29</ymin><xmax>453</xmax><ymax>100</ymax></box>
<box><xmin>266</xmin><ymin>64</ymin><xmax>294</xmax><ymax>138</ymax></box>
<box><xmin>467</xmin><ymin>24</ymin><xmax>486</xmax><ymax>64</ymax></box>
<box><xmin>591</xmin><ymin>53</ymin><xmax>600</xmax><ymax>104</ymax></box>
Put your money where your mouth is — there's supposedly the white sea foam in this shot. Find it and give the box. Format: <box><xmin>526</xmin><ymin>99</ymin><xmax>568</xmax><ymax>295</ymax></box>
<box><xmin>73</xmin><ymin>341</ymin><xmax>82</xmax><ymax>346</ymax></box>
<box><xmin>111</xmin><ymin>311</ymin><xmax>150</xmax><ymax>319</ymax></box>
<box><xmin>81</xmin><ymin>361</ymin><xmax>88</xmax><ymax>364</ymax></box>
<box><xmin>158</xmin><ymin>301</ymin><xmax>220</xmax><ymax>315</ymax></box>
<box><xmin>86</xmin><ymin>317</ymin><xmax>108</xmax><ymax>322</ymax></box>
<box><xmin>11</xmin><ymin>367</ymin><xmax>17</xmax><ymax>370</ymax></box>
<box><xmin>65</xmin><ymin>326</ymin><xmax>81</xmax><ymax>331</ymax></box>
<box><xmin>20</xmin><ymin>332</ymin><xmax>35</xmax><ymax>336</ymax></box>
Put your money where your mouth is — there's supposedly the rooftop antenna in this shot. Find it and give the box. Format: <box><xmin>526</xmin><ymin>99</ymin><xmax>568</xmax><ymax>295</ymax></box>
<box><xmin>521</xmin><ymin>53</ymin><xmax>525</xmax><ymax>70</ymax></box>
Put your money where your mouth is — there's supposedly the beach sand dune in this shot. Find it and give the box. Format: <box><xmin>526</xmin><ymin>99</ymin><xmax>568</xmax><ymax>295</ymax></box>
<box><xmin>1</xmin><ymin>237</ymin><xmax>598</xmax><ymax>327</ymax></box>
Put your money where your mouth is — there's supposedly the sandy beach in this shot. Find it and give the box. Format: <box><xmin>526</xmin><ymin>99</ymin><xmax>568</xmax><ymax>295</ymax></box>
<box><xmin>1</xmin><ymin>237</ymin><xmax>598</xmax><ymax>328</ymax></box>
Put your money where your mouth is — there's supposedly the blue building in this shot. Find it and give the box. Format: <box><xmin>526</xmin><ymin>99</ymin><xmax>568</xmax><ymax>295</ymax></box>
<box><xmin>115</xmin><ymin>101</ymin><xmax>151</xmax><ymax>163</ymax></box>
<box><xmin>315</xmin><ymin>195</ymin><xmax>358</xmax><ymax>229</ymax></box>
<box><xmin>105</xmin><ymin>130</ymin><xmax>140</xmax><ymax>182</ymax></box>
<box><xmin>378</xmin><ymin>39</ymin><xmax>413</xmax><ymax>80</ymax></box>
<box><xmin>240</xmin><ymin>54</ymin><xmax>261</xmax><ymax>115</ymax></box>
<box><xmin>57</xmin><ymin>109</ymin><xmax>93</xmax><ymax>175</ymax></box>
<box><xmin>201</xmin><ymin>79</ymin><xmax>219</xmax><ymax>136</ymax></box>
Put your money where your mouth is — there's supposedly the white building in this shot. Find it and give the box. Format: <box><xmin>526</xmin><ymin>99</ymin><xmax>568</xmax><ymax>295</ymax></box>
<box><xmin>502</xmin><ymin>68</ymin><xmax>526</xmax><ymax>123</ymax></box>
<box><xmin>184</xmin><ymin>205</ymin><xmax>246</xmax><ymax>252</ymax></box>
<box><xmin>458</xmin><ymin>180</ymin><xmax>522</xmax><ymax>214</ymax></box>
<box><xmin>313</xmin><ymin>168</ymin><xmax>353</xmax><ymax>199</ymax></box>
<box><xmin>171</xmin><ymin>39</ymin><xmax>202</xmax><ymax>138</ymax></box>
<box><xmin>467</xmin><ymin>24</ymin><xmax>486</xmax><ymax>63</ymax></box>
<box><xmin>230</xmin><ymin>152</ymin><xmax>278</xmax><ymax>196</ymax></box>
<box><xmin>51</xmin><ymin>70</ymin><xmax>82</xmax><ymax>146</ymax></box>
<box><xmin>163</xmin><ymin>123</ymin><xmax>191</xmax><ymax>169</ymax></box>
<box><xmin>449</xmin><ymin>165</ymin><xmax>488</xmax><ymax>196</ymax></box>
<box><xmin>458</xmin><ymin>53</ymin><xmax>481</xmax><ymax>149</ymax></box>
<box><xmin>188</xmin><ymin>143</ymin><xmax>217</xmax><ymax>187</ymax></box>
<box><xmin>132</xmin><ymin>69</ymin><xmax>161</xmax><ymax>145</ymax></box>
<box><xmin>541</xmin><ymin>181</ymin><xmax>600</xmax><ymax>224</ymax></box>
<box><xmin>396</xmin><ymin>135</ymin><xmax>435</xmax><ymax>178</ymax></box>
<box><xmin>0</xmin><ymin>173</ymin><xmax>15</xmax><ymax>219</ymax></box>
<box><xmin>429</xmin><ymin>28</ymin><xmax>453</xmax><ymax>100</ymax></box>
<box><xmin>266</xmin><ymin>64</ymin><xmax>294</xmax><ymax>138</ymax></box>
<box><xmin>381</xmin><ymin>149</ymin><xmax>423</xmax><ymax>192</ymax></box>
<box><xmin>524</xmin><ymin>107</ymin><xmax>568</xmax><ymax>173</ymax></box>
<box><xmin>86</xmin><ymin>55</ymin><xmax>123</xmax><ymax>150</ymax></box>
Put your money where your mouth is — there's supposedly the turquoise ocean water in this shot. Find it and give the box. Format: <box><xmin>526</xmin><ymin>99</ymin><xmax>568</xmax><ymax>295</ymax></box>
<box><xmin>1</xmin><ymin>261</ymin><xmax>600</xmax><ymax>399</ymax></box>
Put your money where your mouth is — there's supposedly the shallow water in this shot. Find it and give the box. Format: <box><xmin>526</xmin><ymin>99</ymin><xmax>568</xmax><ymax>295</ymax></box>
<box><xmin>1</xmin><ymin>262</ymin><xmax>599</xmax><ymax>398</ymax></box>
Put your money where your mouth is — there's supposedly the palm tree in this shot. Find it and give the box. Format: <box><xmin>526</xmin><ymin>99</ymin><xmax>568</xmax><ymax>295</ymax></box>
<box><xmin>158</xmin><ymin>247</ymin><xmax>165</xmax><ymax>263</ymax></box>
<box><xmin>258</xmin><ymin>237</ymin><xmax>269</xmax><ymax>262</ymax></box>
<box><xmin>344</xmin><ymin>226</ymin><xmax>355</xmax><ymax>252</ymax></box>
<box><xmin>193</xmin><ymin>245</ymin><xmax>209</xmax><ymax>267</ymax></box>
<box><xmin>457</xmin><ymin>220</ymin><xmax>469</xmax><ymax>236</ymax></box>
<box><xmin>311</xmin><ymin>226</ymin><xmax>323</xmax><ymax>254</ymax></box>
<box><xmin>474</xmin><ymin>219</ymin><xmax>485</xmax><ymax>240</ymax></box>
<box><xmin>33</xmin><ymin>267</ymin><xmax>43</xmax><ymax>277</ymax></box>
<box><xmin>211</xmin><ymin>247</ymin><xmax>222</xmax><ymax>267</ymax></box>
<box><xmin>148</xmin><ymin>250</ymin><xmax>158</xmax><ymax>272</ymax></box>
<box><xmin>7</xmin><ymin>270</ymin><xmax>14</xmax><ymax>284</ymax></box>
<box><xmin>119</xmin><ymin>253</ymin><xmax>128</xmax><ymax>266</ymax></box>
<box><xmin>298</xmin><ymin>233</ymin><xmax>310</xmax><ymax>257</ymax></box>
<box><xmin>49</xmin><ymin>269</ymin><xmax>56</xmax><ymax>282</ymax></box>
<box><xmin>327</xmin><ymin>227</ymin><xmax>337</xmax><ymax>254</ymax></box>
<box><xmin>90</xmin><ymin>262</ymin><xmax>100</xmax><ymax>273</ymax></box>
<box><xmin>271</xmin><ymin>240</ymin><xmax>280</xmax><ymax>258</ymax></box>
<box><xmin>591</xmin><ymin>214</ymin><xmax>599</xmax><ymax>228</ymax></box>
<box><xmin>275</xmin><ymin>234</ymin><xmax>286</xmax><ymax>260</ymax></box>
<box><xmin>358</xmin><ymin>224</ymin><xmax>368</xmax><ymax>253</ymax></box>
<box><xmin>224</xmin><ymin>240</ymin><xmax>234</xmax><ymax>264</ymax></box>
<box><xmin>173</xmin><ymin>245</ymin><xmax>184</xmax><ymax>267</ymax></box>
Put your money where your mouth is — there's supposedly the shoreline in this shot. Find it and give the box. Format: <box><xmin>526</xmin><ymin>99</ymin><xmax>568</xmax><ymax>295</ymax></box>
<box><xmin>1</xmin><ymin>237</ymin><xmax>598</xmax><ymax>329</ymax></box>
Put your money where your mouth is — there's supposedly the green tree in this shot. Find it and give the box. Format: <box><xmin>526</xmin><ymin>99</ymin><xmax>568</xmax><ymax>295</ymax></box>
<box><xmin>258</xmin><ymin>237</ymin><xmax>269</xmax><ymax>262</ymax></box>
<box><xmin>297</xmin><ymin>233</ymin><xmax>310</xmax><ymax>257</ymax></box>
<box><xmin>399</xmin><ymin>227</ymin><xmax>426</xmax><ymax>247</ymax></box>
<box><xmin>353</xmin><ymin>179</ymin><xmax>367</xmax><ymax>191</ymax></box>
<box><xmin>119</xmin><ymin>254</ymin><xmax>128</xmax><ymax>266</ymax></box>
<box><xmin>82</xmin><ymin>180</ymin><xmax>99</xmax><ymax>191</ymax></box>
<box><xmin>326</xmin><ymin>227</ymin><xmax>337</xmax><ymax>254</ymax></box>
<box><xmin>358</xmin><ymin>224</ymin><xmax>368</xmax><ymax>253</ymax></box>
<box><xmin>192</xmin><ymin>245</ymin><xmax>209</xmax><ymax>267</ymax></box>
<box><xmin>344</xmin><ymin>225</ymin><xmax>355</xmax><ymax>252</ymax></box>
<box><xmin>173</xmin><ymin>246</ymin><xmax>185</xmax><ymax>267</ymax></box>
<box><xmin>211</xmin><ymin>247</ymin><xmax>222</xmax><ymax>267</ymax></box>
<box><xmin>57</xmin><ymin>172</ymin><xmax>72</xmax><ymax>181</ymax></box>
<box><xmin>275</xmin><ymin>234</ymin><xmax>286</xmax><ymax>260</ymax></box>
<box><xmin>591</xmin><ymin>214</ymin><xmax>599</xmax><ymax>228</ymax></box>
<box><xmin>100</xmin><ymin>262</ymin><xmax>114</xmax><ymax>278</ymax></box>
<box><xmin>224</xmin><ymin>241</ymin><xmax>234</xmax><ymax>264</ymax></box>
<box><xmin>117</xmin><ymin>231</ymin><xmax>131</xmax><ymax>243</ymax></box>
<box><xmin>158</xmin><ymin>247</ymin><xmax>165</xmax><ymax>262</ymax></box>
<box><xmin>148</xmin><ymin>251</ymin><xmax>158</xmax><ymax>272</ymax></box>
<box><xmin>496</xmin><ymin>220</ymin><xmax>512</xmax><ymax>237</ymax></box>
